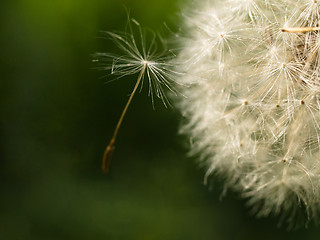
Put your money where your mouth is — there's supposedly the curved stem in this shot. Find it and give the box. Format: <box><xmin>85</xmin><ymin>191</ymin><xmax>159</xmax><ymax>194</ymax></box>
<box><xmin>102</xmin><ymin>65</ymin><xmax>147</xmax><ymax>173</ymax></box>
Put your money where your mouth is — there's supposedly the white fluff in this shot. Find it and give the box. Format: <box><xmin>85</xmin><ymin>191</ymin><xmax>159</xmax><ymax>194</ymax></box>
<box><xmin>176</xmin><ymin>0</ymin><xmax>320</xmax><ymax>227</ymax></box>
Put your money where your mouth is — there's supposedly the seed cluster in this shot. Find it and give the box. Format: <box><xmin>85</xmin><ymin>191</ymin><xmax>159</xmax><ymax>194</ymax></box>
<box><xmin>176</xmin><ymin>0</ymin><xmax>320</xmax><ymax>226</ymax></box>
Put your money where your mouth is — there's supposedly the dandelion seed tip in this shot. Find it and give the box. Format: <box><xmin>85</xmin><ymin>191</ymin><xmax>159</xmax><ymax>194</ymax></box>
<box><xmin>243</xmin><ymin>100</ymin><xmax>248</xmax><ymax>105</ymax></box>
<box><xmin>276</xmin><ymin>104</ymin><xmax>280</xmax><ymax>108</ymax></box>
<box><xmin>301</xmin><ymin>100</ymin><xmax>305</xmax><ymax>105</ymax></box>
<box><xmin>282</xmin><ymin>63</ymin><xmax>286</xmax><ymax>68</ymax></box>
<box><xmin>282</xmin><ymin>159</ymin><xmax>287</xmax><ymax>163</ymax></box>
<box><xmin>220</xmin><ymin>33</ymin><xmax>224</xmax><ymax>38</ymax></box>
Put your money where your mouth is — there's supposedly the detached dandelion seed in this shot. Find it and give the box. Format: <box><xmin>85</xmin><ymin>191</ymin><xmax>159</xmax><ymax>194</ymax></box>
<box><xmin>94</xmin><ymin>19</ymin><xmax>180</xmax><ymax>173</ymax></box>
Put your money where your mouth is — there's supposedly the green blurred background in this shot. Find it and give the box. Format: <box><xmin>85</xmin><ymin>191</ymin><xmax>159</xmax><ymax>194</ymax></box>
<box><xmin>1</xmin><ymin>0</ymin><xmax>320</xmax><ymax>239</ymax></box>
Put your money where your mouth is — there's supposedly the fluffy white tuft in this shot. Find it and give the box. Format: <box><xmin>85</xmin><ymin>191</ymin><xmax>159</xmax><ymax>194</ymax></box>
<box><xmin>175</xmin><ymin>0</ymin><xmax>320</xmax><ymax>227</ymax></box>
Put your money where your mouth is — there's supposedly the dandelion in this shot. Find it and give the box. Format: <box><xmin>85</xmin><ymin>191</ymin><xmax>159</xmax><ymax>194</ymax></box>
<box><xmin>94</xmin><ymin>19</ymin><xmax>179</xmax><ymax>173</ymax></box>
<box><xmin>97</xmin><ymin>0</ymin><xmax>320</xmax><ymax>228</ymax></box>
<box><xmin>174</xmin><ymin>0</ymin><xmax>320</xmax><ymax>228</ymax></box>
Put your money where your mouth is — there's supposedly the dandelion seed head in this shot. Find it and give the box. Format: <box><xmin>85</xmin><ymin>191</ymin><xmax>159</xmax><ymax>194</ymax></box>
<box><xmin>175</xmin><ymin>0</ymin><xmax>320</xmax><ymax>228</ymax></box>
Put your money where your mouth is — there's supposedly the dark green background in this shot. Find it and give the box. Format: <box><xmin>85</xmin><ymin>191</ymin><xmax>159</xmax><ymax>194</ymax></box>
<box><xmin>1</xmin><ymin>0</ymin><xmax>320</xmax><ymax>239</ymax></box>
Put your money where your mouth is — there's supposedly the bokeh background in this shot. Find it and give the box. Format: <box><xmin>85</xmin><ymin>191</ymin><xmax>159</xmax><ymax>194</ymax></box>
<box><xmin>1</xmin><ymin>0</ymin><xmax>320</xmax><ymax>239</ymax></box>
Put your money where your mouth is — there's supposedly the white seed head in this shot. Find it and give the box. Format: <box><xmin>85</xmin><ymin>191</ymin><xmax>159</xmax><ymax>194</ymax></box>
<box><xmin>175</xmin><ymin>0</ymin><xmax>320</xmax><ymax>227</ymax></box>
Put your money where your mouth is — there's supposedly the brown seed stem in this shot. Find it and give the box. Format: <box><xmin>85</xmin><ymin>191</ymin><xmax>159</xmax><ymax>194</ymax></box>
<box><xmin>102</xmin><ymin>139</ymin><xmax>115</xmax><ymax>173</ymax></box>
<box><xmin>101</xmin><ymin>64</ymin><xmax>147</xmax><ymax>173</ymax></box>
<box><xmin>281</xmin><ymin>27</ymin><xmax>320</xmax><ymax>33</ymax></box>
